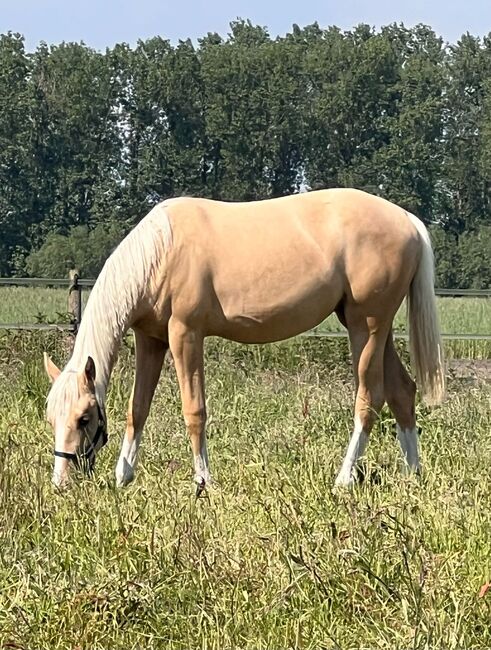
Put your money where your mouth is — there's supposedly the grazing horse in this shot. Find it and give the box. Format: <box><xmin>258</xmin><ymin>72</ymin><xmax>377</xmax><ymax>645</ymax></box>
<box><xmin>43</xmin><ymin>189</ymin><xmax>445</xmax><ymax>490</ymax></box>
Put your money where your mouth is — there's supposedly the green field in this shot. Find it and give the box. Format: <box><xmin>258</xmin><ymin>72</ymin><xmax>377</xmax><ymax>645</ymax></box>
<box><xmin>0</xmin><ymin>333</ymin><xmax>490</xmax><ymax>649</ymax></box>
<box><xmin>1</xmin><ymin>284</ymin><xmax>490</xmax><ymax>339</ymax></box>
<box><xmin>0</xmin><ymin>286</ymin><xmax>90</xmax><ymax>324</ymax></box>
<box><xmin>1</xmin><ymin>286</ymin><xmax>490</xmax><ymax>360</ymax></box>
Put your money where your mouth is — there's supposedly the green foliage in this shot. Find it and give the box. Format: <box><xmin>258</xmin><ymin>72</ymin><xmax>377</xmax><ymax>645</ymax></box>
<box><xmin>443</xmin><ymin>35</ymin><xmax>491</xmax><ymax>233</ymax></box>
<box><xmin>0</xmin><ymin>33</ymin><xmax>34</xmax><ymax>274</ymax></box>
<box><xmin>29</xmin><ymin>42</ymin><xmax>125</xmax><ymax>236</ymax></box>
<box><xmin>25</xmin><ymin>222</ymin><xmax>125</xmax><ymax>278</ymax></box>
<box><xmin>458</xmin><ymin>226</ymin><xmax>491</xmax><ymax>287</ymax></box>
<box><xmin>431</xmin><ymin>225</ymin><xmax>491</xmax><ymax>289</ymax></box>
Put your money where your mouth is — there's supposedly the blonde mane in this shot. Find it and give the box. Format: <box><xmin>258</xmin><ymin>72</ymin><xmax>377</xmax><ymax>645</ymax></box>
<box><xmin>46</xmin><ymin>202</ymin><xmax>174</xmax><ymax>419</ymax></box>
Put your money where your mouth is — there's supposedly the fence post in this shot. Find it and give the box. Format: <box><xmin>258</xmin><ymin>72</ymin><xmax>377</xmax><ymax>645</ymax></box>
<box><xmin>68</xmin><ymin>269</ymin><xmax>82</xmax><ymax>335</ymax></box>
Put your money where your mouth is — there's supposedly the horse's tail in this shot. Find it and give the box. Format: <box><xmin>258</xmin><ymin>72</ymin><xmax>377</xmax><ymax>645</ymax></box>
<box><xmin>406</xmin><ymin>213</ymin><xmax>446</xmax><ymax>406</ymax></box>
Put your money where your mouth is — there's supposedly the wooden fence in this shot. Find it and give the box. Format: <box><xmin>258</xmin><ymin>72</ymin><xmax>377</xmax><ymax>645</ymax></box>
<box><xmin>0</xmin><ymin>273</ymin><xmax>490</xmax><ymax>340</ymax></box>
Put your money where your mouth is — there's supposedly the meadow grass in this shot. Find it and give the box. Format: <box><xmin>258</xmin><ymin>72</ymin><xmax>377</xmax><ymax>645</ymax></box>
<box><xmin>0</xmin><ymin>333</ymin><xmax>490</xmax><ymax>649</ymax></box>
<box><xmin>313</xmin><ymin>296</ymin><xmax>491</xmax><ymax>339</ymax></box>
<box><xmin>0</xmin><ymin>287</ymin><xmax>89</xmax><ymax>324</ymax></box>
<box><xmin>1</xmin><ymin>287</ymin><xmax>490</xmax><ymax>359</ymax></box>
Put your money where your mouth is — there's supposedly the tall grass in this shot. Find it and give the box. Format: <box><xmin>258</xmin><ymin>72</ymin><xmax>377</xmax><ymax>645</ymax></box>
<box><xmin>0</xmin><ymin>333</ymin><xmax>490</xmax><ymax>649</ymax></box>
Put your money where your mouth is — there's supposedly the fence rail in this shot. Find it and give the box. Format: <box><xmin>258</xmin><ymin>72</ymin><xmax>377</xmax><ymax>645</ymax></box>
<box><xmin>1</xmin><ymin>277</ymin><xmax>490</xmax><ymax>297</ymax></box>
<box><xmin>433</xmin><ymin>288</ymin><xmax>491</xmax><ymax>297</ymax></box>
<box><xmin>0</xmin><ymin>275</ymin><xmax>490</xmax><ymax>338</ymax></box>
<box><xmin>0</xmin><ymin>326</ymin><xmax>489</xmax><ymax>341</ymax></box>
<box><xmin>0</xmin><ymin>323</ymin><xmax>73</xmax><ymax>332</ymax></box>
<box><xmin>0</xmin><ymin>277</ymin><xmax>94</xmax><ymax>288</ymax></box>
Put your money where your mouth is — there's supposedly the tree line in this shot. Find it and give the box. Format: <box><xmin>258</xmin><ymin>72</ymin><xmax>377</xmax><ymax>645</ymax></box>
<box><xmin>0</xmin><ymin>20</ymin><xmax>490</xmax><ymax>287</ymax></box>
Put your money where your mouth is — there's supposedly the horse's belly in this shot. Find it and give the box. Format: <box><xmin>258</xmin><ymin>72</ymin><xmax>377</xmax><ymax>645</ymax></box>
<box><xmin>211</xmin><ymin>281</ymin><xmax>342</xmax><ymax>344</ymax></box>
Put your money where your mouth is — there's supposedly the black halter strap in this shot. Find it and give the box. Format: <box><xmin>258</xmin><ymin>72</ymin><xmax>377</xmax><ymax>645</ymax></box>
<box><xmin>53</xmin><ymin>450</ymin><xmax>79</xmax><ymax>461</ymax></box>
<box><xmin>54</xmin><ymin>404</ymin><xmax>107</xmax><ymax>462</ymax></box>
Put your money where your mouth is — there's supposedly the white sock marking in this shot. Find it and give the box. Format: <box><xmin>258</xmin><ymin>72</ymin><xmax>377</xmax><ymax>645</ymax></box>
<box><xmin>335</xmin><ymin>418</ymin><xmax>369</xmax><ymax>486</ymax></box>
<box><xmin>116</xmin><ymin>433</ymin><xmax>141</xmax><ymax>487</ymax></box>
<box><xmin>396</xmin><ymin>425</ymin><xmax>421</xmax><ymax>473</ymax></box>
<box><xmin>194</xmin><ymin>440</ymin><xmax>211</xmax><ymax>485</ymax></box>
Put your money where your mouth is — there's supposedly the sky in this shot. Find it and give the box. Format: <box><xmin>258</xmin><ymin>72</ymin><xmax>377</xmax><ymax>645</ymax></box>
<box><xmin>1</xmin><ymin>0</ymin><xmax>490</xmax><ymax>51</ymax></box>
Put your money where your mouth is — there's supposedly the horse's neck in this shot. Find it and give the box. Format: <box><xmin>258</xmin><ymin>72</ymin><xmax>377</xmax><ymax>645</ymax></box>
<box><xmin>67</xmin><ymin>279</ymin><xmax>138</xmax><ymax>400</ymax></box>
<box><xmin>65</xmin><ymin>203</ymin><xmax>171</xmax><ymax>398</ymax></box>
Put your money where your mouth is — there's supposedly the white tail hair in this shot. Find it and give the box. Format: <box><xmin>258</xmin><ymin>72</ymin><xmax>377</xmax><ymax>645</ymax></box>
<box><xmin>406</xmin><ymin>213</ymin><xmax>446</xmax><ymax>406</ymax></box>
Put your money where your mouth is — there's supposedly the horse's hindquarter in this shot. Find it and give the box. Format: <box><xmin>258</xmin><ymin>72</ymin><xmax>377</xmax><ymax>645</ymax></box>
<box><xmin>165</xmin><ymin>194</ymin><xmax>346</xmax><ymax>343</ymax></box>
<box><xmin>337</xmin><ymin>191</ymin><xmax>421</xmax><ymax>309</ymax></box>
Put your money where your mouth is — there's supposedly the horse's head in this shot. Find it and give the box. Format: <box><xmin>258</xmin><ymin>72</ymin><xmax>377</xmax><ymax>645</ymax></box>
<box><xmin>44</xmin><ymin>353</ymin><xmax>107</xmax><ymax>487</ymax></box>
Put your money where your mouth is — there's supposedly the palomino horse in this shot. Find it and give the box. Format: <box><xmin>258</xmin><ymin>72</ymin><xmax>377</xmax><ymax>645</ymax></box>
<box><xmin>44</xmin><ymin>189</ymin><xmax>445</xmax><ymax>490</ymax></box>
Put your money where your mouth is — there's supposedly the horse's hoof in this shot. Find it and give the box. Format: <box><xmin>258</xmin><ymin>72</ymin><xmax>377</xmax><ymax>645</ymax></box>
<box><xmin>115</xmin><ymin>460</ymin><xmax>135</xmax><ymax>488</ymax></box>
<box><xmin>194</xmin><ymin>476</ymin><xmax>206</xmax><ymax>498</ymax></box>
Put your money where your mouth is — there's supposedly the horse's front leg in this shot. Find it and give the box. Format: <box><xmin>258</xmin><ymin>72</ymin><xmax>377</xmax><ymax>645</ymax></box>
<box><xmin>168</xmin><ymin>317</ymin><xmax>211</xmax><ymax>495</ymax></box>
<box><xmin>116</xmin><ymin>330</ymin><xmax>167</xmax><ymax>487</ymax></box>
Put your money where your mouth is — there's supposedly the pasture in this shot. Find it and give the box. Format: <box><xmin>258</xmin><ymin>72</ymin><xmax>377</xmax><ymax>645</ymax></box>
<box><xmin>0</xmin><ymin>325</ymin><xmax>490</xmax><ymax>649</ymax></box>
<box><xmin>1</xmin><ymin>286</ymin><xmax>490</xmax><ymax>357</ymax></box>
<box><xmin>0</xmin><ymin>286</ymin><xmax>90</xmax><ymax>325</ymax></box>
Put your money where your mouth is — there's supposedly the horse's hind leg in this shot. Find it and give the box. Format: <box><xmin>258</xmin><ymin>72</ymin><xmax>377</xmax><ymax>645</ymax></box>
<box><xmin>168</xmin><ymin>317</ymin><xmax>211</xmax><ymax>495</ymax></box>
<box><xmin>335</xmin><ymin>309</ymin><xmax>390</xmax><ymax>487</ymax></box>
<box><xmin>384</xmin><ymin>336</ymin><xmax>420</xmax><ymax>473</ymax></box>
<box><xmin>116</xmin><ymin>330</ymin><xmax>167</xmax><ymax>487</ymax></box>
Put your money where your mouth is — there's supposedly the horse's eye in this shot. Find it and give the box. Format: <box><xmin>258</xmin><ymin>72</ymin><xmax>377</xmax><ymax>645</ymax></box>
<box><xmin>79</xmin><ymin>415</ymin><xmax>90</xmax><ymax>428</ymax></box>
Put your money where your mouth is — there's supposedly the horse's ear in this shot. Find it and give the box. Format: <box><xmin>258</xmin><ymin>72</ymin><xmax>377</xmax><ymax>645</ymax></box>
<box><xmin>43</xmin><ymin>352</ymin><xmax>61</xmax><ymax>383</ymax></box>
<box><xmin>84</xmin><ymin>356</ymin><xmax>96</xmax><ymax>384</ymax></box>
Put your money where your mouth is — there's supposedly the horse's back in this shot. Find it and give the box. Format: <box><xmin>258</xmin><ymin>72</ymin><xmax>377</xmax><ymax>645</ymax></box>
<box><xmin>161</xmin><ymin>189</ymin><xmax>416</xmax><ymax>243</ymax></box>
